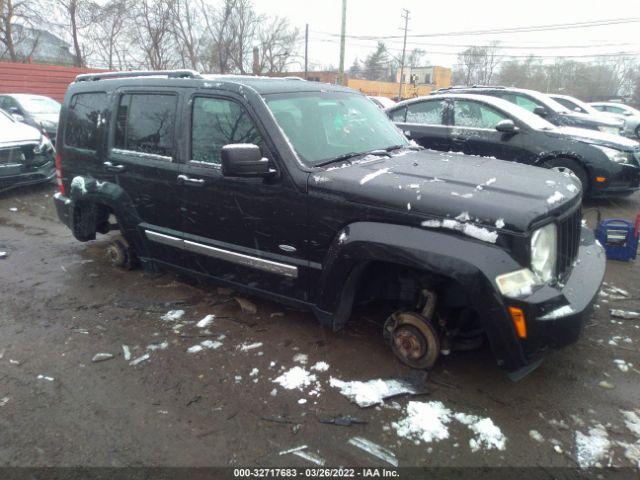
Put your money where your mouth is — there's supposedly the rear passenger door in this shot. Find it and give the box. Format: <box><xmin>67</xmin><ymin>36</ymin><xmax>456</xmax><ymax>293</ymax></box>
<box><xmin>107</xmin><ymin>91</ymin><xmax>184</xmax><ymax>265</ymax></box>
<box><xmin>178</xmin><ymin>93</ymin><xmax>309</xmax><ymax>300</ymax></box>
<box><xmin>390</xmin><ymin>99</ymin><xmax>452</xmax><ymax>152</ymax></box>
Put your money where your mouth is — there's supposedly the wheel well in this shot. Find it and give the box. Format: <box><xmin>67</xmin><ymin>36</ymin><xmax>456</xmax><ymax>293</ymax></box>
<box><xmin>350</xmin><ymin>261</ymin><xmax>478</xmax><ymax>330</ymax></box>
<box><xmin>539</xmin><ymin>154</ymin><xmax>590</xmax><ymax>190</ymax></box>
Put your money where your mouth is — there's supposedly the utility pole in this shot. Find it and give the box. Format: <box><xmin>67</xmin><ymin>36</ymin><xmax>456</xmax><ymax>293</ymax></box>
<box><xmin>304</xmin><ymin>24</ymin><xmax>309</xmax><ymax>80</ymax></box>
<box><xmin>337</xmin><ymin>0</ymin><xmax>347</xmax><ymax>85</ymax></box>
<box><xmin>398</xmin><ymin>9</ymin><xmax>410</xmax><ymax>100</ymax></box>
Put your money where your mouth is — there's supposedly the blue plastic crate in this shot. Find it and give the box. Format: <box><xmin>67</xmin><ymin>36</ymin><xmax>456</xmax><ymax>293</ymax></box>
<box><xmin>595</xmin><ymin>218</ymin><xmax>639</xmax><ymax>261</ymax></box>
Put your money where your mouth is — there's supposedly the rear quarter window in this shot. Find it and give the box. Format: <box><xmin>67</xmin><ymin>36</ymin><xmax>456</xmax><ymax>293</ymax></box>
<box><xmin>64</xmin><ymin>92</ymin><xmax>108</xmax><ymax>151</ymax></box>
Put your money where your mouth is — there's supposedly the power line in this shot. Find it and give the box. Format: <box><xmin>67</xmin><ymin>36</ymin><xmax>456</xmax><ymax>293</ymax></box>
<box><xmin>311</xmin><ymin>16</ymin><xmax>640</xmax><ymax>40</ymax></box>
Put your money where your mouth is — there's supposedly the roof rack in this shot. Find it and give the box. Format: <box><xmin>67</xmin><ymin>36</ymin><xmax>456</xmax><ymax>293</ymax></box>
<box><xmin>75</xmin><ymin>69</ymin><xmax>202</xmax><ymax>82</ymax></box>
<box><xmin>434</xmin><ymin>85</ymin><xmax>506</xmax><ymax>93</ymax></box>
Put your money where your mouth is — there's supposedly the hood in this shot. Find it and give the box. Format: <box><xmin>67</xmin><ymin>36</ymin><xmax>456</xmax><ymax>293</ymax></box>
<box><xmin>309</xmin><ymin>149</ymin><xmax>581</xmax><ymax>234</ymax></box>
<box><xmin>549</xmin><ymin>126</ymin><xmax>640</xmax><ymax>150</ymax></box>
<box><xmin>0</xmin><ymin>120</ymin><xmax>41</xmax><ymax>145</ymax></box>
<box><xmin>559</xmin><ymin>110</ymin><xmax>622</xmax><ymax>128</ymax></box>
<box><xmin>31</xmin><ymin>113</ymin><xmax>59</xmax><ymax>126</ymax></box>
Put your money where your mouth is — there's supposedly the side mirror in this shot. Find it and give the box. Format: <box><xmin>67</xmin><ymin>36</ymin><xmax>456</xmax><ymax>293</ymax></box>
<box><xmin>221</xmin><ymin>144</ymin><xmax>271</xmax><ymax>177</ymax></box>
<box><xmin>623</xmin><ymin>111</ymin><xmax>633</xmax><ymax>117</ymax></box>
<box><xmin>533</xmin><ymin>106</ymin><xmax>548</xmax><ymax>117</ymax></box>
<box><xmin>495</xmin><ymin>119</ymin><xmax>519</xmax><ymax>133</ymax></box>
<box><xmin>11</xmin><ymin>113</ymin><xmax>24</xmax><ymax>122</ymax></box>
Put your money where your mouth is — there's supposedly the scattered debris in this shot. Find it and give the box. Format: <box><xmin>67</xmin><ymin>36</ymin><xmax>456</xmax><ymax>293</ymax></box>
<box><xmin>598</xmin><ymin>380</ymin><xmax>615</xmax><ymax>389</ymax></box>
<box><xmin>0</xmin><ymin>396</ymin><xmax>9</xmax><ymax>406</ymax></box>
<box><xmin>129</xmin><ymin>353</ymin><xmax>150</xmax><ymax>366</ymax></box>
<box><xmin>0</xmin><ymin>251</ymin><xmax>8</xmax><ymax>259</ymax></box>
<box><xmin>91</xmin><ymin>353</ymin><xmax>115</xmax><ymax>363</ymax></box>
<box><xmin>187</xmin><ymin>345</ymin><xmax>204</xmax><ymax>354</ymax></box>
<box><xmin>201</xmin><ymin>339</ymin><xmax>222</xmax><ymax>350</ymax></box>
<box><xmin>196</xmin><ymin>314</ymin><xmax>215</xmax><ymax>328</ymax></box>
<box><xmin>147</xmin><ymin>341</ymin><xmax>169</xmax><ymax>351</ymax></box>
<box><xmin>270</xmin><ymin>312</ymin><xmax>285</xmax><ymax>318</ymax></box>
<box><xmin>529</xmin><ymin>430</ymin><xmax>545</xmax><ymax>443</ymax></box>
<box><xmin>298</xmin><ymin>399</ymin><xmax>307</xmax><ymax>405</ymax></box>
<box><xmin>279</xmin><ymin>445</ymin><xmax>308</xmax><ymax>456</ymax></box>
<box><xmin>576</xmin><ymin>426</ymin><xmax>611</xmax><ymax>468</ymax></box>
<box><xmin>234</xmin><ymin>297</ymin><xmax>257</xmax><ymax>314</ymax></box>
<box><xmin>329</xmin><ymin>377</ymin><xmax>425</xmax><ymax>408</ymax></box>
<box><xmin>292</xmin><ymin>449</ymin><xmax>326</xmax><ymax>466</ymax></box>
<box><xmin>161</xmin><ymin>310</ymin><xmax>185</xmax><ymax>322</ymax></box>
<box><xmin>348</xmin><ymin>436</ymin><xmax>398</xmax><ymax>467</ymax></box>
<box><xmin>613</xmin><ymin>359</ymin><xmax>633</xmax><ymax>373</ymax></box>
<box><xmin>261</xmin><ymin>415</ymin><xmax>301</xmax><ymax>425</ymax></box>
<box><xmin>37</xmin><ymin>375</ymin><xmax>54</xmax><ymax>382</ymax></box>
<box><xmin>122</xmin><ymin>345</ymin><xmax>131</xmax><ymax>361</ymax></box>
<box><xmin>274</xmin><ymin>367</ymin><xmax>317</xmax><ymax>391</ymax></box>
<box><xmin>319</xmin><ymin>415</ymin><xmax>367</xmax><ymax>427</ymax></box>
<box><xmin>9</xmin><ymin>359</ymin><xmax>20</xmax><ymax>365</ymax></box>
<box><xmin>553</xmin><ymin>445</ymin><xmax>563</xmax><ymax>454</ymax></box>
<box><xmin>250</xmin><ymin>368</ymin><xmax>259</xmax><ymax>377</ymax></box>
<box><xmin>610</xmin><ymin>309</ymin><xmax>640</xmax><ymax>320</ymax></box>
<box><xmin>238</xmin><ymin>342</ymin><xmax>263</xmax><ymax>352</ymax></box>
<box><xmin>9</xmin><ymin>207</ymin><xmax>17</xmax><ymax>212</ymax></box>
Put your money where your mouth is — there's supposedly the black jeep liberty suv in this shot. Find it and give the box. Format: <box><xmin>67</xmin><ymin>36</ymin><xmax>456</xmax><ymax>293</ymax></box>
<box><xmin>53</xmin><ymin>70</ymin><xmax>606</xmax><ymax>380</ymax></box>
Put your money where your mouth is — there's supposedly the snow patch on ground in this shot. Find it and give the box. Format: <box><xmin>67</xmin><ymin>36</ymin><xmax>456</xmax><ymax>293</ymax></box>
<box><xmin>529</xmin><ymin>430</ymin><xmax>545</xmax><ymax>443</ymax></box>
<box><xmin>311</xmin><ymin>361</ymin><xmax>330</xmax><ymax>372</ymax></box>
<box><xmin>575</xmin><ymin>426</ymin><xmax>611</xmax><ymax>468</ymax></box>
<box><xmin>238</xmin><ymin>342</ymin><xmax>263</xmax><ymax>352</ymax></box>
<box><xmin>329</xmin><ymin>377</ymin><xmax>418</xmax><ymax>408</ymax></box>
<box><xmin>196</xmin><ymin>314</ymin><xmax>215</xmax><ymax>328</ymax></box>
<box><xmin>392</xmin><ymin>401</ymin><xmax>507</xmax><ymax>452</ymax></box>
<box><xmin>273</xmin><ymin>366</ymin><xmax>317</xmax><ymax>391</ymax></box>
<box><xmin>293</xmin><ymin>353</ymin><xmax>308</xmax><ymax>365</ymax></box>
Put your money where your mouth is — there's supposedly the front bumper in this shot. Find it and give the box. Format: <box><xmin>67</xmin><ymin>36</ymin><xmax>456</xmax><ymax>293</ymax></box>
<box><xmin>590</xmin><ymin>163</ymin><xmax>640</xmax><ymax>197</ymax></box>
<box><xmin>0</xmin><ymin>160</ymin><xmax>55</xmax><ymax>192</ymax></box>
<box><xmin>503</xmin><ymin>227</ymin><xmax>605</xmax><ymax>379</ymax></box>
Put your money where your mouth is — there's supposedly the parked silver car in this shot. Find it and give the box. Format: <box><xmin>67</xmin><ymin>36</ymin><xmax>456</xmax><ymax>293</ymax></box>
<box><xmin>590</xmin><ymin>102</ymin><xmax>640</xmax><ymax>139</ymax></box>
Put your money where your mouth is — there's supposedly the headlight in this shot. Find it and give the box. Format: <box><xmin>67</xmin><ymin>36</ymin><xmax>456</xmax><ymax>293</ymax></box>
<box><xmin>594</xmin><ymin>145</ymin><xmax>630</xmax><ymax>164</ymax></box>
<box><xmin>33</xmin><ymin>135</ymin><xmax>52</xmax><ymax>154</ymax></box>
<box><xmin>598</xmin><ymin>125</ymin><xmax>621</xmax><ymax>135</ymax></box>
<box><xmin>496</xmin><ymin>268</ymin><xmax>541</xmax><ymax>298</ymax></box>
<box><xmin>531</xmin><ymin>223</ymin><xmax>557</xmax><ymax>282</ymax></box>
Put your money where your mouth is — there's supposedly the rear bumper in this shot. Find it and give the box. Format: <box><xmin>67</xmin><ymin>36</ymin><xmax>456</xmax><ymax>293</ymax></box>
<box><xmin>502</xmin><ymin>228</ymin><xmax>606</xmax><ymax>379</ymax></box>
<box><xmin>0</xmin><ymin>161</ymin><xmax>55</xmax><ymax>192</ymax></box>
<box><xmin>53</xmin><ymin>192</ymin><xmax>72</xmax><ymax>228</ymax></box>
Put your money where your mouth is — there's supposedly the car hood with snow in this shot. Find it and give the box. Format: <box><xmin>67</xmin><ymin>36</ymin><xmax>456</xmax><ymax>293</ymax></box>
<box><xmin>0</xmin><ymin>120</ymin><xmax>42</xmax><ymax>145</ymax></box>
<box><xmin>548</xmin><ymin>126</ymin><xmax>640</xmax><ymax>150</ymax></box>
<box><xmin>309</xmin><ymin>149</ymin><xmax>581</xmax><ymax>234</ymax></box>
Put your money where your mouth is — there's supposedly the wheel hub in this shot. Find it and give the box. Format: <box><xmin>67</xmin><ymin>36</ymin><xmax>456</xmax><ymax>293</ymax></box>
<box><xmin>383</xmin><ymin>311</ymin><xmax>440</xmax><ymax>369</ymax></box>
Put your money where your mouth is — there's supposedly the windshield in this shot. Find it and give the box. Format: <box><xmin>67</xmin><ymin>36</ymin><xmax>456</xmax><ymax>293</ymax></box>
<box><xmin>528</xmin><ymin>91</ymin><xmax>569</xmax><ymax>114</ymax></box>
<box><xmin>265</xmin><ymin>92</ymin><xmax>408</xmax><ymax>165</ymax></box>
<box><xmin>16</xmin><ymin>95</ymin><xmax>61</xmax><ymax>114</ymax></box>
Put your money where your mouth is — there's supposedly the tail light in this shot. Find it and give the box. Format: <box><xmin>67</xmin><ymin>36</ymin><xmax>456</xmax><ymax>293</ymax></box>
<box><xmin>55</xmin><ymin>150</ymin><xmax>65</xmax><ymax>196</ymax></box>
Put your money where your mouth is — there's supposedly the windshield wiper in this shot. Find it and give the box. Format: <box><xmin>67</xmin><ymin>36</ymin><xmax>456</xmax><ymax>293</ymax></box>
<box><xmin>315</xmin><ymin>149</ymin><xmax>390</xmax><ymax>167</ymax></box>
<box><xmin>385</xmin><ymin>144</ymin><xmax>423</xmax><ymax>152</ymax></box>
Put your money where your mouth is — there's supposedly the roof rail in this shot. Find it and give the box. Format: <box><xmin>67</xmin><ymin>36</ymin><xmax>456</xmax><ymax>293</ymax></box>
<box><xmin>75</xmin><ymin>69</ymin><xmax>202</xmax><ymax>82</ymax></box>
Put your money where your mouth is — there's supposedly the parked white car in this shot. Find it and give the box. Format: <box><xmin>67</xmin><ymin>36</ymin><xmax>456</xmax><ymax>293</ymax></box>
<box><xmin>590</xmin><ymin>102</ymin><xmax>640</xmax><ymax>139</ymax></box>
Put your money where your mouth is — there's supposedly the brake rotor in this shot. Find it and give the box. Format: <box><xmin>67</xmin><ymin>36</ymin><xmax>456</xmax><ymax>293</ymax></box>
<box><xmin>383</xmin><ymin>311</ymin><xmax>440</xmax><ymax>369</ymax></box>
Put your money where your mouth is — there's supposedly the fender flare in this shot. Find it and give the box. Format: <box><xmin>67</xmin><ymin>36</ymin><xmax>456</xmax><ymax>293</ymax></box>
<box><xmin>68</xmin><ymin>175</ymin><xmax>147</xmax><ymax>253</ymax></box>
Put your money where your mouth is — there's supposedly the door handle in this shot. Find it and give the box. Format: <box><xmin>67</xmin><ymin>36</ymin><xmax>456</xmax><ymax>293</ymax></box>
<box><xmin>177</xmin><ymin>174</ymin><xmax>205</xmax><ymax>186</ymax></box>
<box><xmin>103</xmin><ymin>161</ymin><xmax>126</xmax><ymax>172</ymax></box>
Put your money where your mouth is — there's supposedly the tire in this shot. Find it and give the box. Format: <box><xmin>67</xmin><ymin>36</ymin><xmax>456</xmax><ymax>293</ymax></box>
<box><xmin>543</xmin><ymin>157</ymin><xmax>589</xmax><ymax>194</ymax></box>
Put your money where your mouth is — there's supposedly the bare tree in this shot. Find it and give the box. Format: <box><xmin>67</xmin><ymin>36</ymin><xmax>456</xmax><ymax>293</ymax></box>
<box><xmin>227</xmin><ymin>0</ymin><xmax>259</xmax><ymax>74</ymax></box>
<box><xmin>255</xmin><ymin>15</ymin><xmax>298</xmax><ymax>74</ymax></box>
<box><xmin>132</xmin><ymin>0</ymin><xmax>179</xmax><ymax>69</ymax></box>
<box><xmin>200</xmin><ymin>0</ymin><xmax>234</xmax><ymax>73</ymax></box>
<box><xmin>0</xmin><ymin>0</ymin><xmax>43</xmax><ymax>61</ymax></box>
<box><xmin>169</xmin><ymin>0</ymin><xmax>202</xmax><ymax>69</ymax></box>
<box><xmin>454</xmin><ymin>42</ymin><xmax>502</xmax><ymax>85</ymax></box>
<box><xmin>56</xmin><ymin>0</ymin><xmax>92</xmax><ymax>66</ymax></box>
<box><xmin>86</xmin><ymin>0</ymin><xmax>131</xmax><ymax>69</ymax></box>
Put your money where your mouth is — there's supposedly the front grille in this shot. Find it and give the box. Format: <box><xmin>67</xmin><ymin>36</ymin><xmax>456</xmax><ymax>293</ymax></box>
<box><xmin>556</xmin><ymin>205</ymin><xmax>582</xmax><ymax>279</ymax></box>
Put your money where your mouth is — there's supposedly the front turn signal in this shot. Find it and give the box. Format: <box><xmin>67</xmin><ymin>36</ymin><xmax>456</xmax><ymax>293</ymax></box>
<box><xmin>509</xmin><ymin>306</ymin><xmax>527</xmax><ymax>339</ymax></box>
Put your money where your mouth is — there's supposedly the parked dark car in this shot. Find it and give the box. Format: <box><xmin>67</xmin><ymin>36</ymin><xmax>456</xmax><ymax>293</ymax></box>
<box><xmin>433</xmin><ymin>86</ymin><xmax>624</xmax><ymax>135</ymax></box>
<box><xmin>368</xmin><ymin>96</ymin><xmax>396</xmax><ymax>110</ymax></box>
<box><xmin>590</xmin><ymin>102</ymin><xmax>640</xmax><ymax>139</ymax></box>
<box><xmin>387</xmin><ymin>93</ymin><xmax>640</xmax><ymax>197</ymax></box>
<box><xmin>0</xmin><ymin>109</ymin><xmax>55</xmax><ymax>192</ymax></box>
<box><xmin>0</xmin><ymin>94</ymin><xmax>61</xmax><ymax>144</ymax></box>
<box><xmin>53</xmin><ymin>70</ymin><xmax>605</xmax><ymax>380</ymax></box>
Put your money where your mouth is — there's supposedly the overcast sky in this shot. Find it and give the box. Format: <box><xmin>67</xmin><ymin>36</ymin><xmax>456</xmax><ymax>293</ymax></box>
<box><xmin>254</xmin><ymin>0</ymin><xmax>640</xmax><ymax>71</ymax></box>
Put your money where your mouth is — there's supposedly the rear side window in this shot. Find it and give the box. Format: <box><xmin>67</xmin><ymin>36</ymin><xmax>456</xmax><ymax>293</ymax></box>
<box><xmin>115</xmin><ymin>93</ymin><xmax>176</xmax><ymax>158</ymax></box>
<box><xmin>406</xmin><ymin>100</ymin><xmax>445</xmax><ymax>125</ymax></box>
<box><xmin>191</xmin><ymin>97</ymin><xmax>264</xmax><ymax>165</ymax></box>
<box><xmin>65</xmin><ymin>92</ymin><xmax>108</xmax><ymax>151</ymax></box>
<box><xmin>500</xmin><ymin>93</ymin><xmax>542</xmax><ymax>113</ymax></box>
<box><xmin>389</xmin><ymin>107</ymin><xmax>406</xmax><ymax>122</ymax></box>
<box><xmin>453</xmin><ymin>100</ymin><xmax>508</xmax><ymax>129</ymax></box>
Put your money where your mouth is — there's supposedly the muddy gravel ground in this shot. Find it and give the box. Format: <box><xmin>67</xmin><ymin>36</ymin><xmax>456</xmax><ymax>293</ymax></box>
<box><xmin>0</xmin><ymin>182</ymin><xmax>639</xmax><ymax>472</ymax></box>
